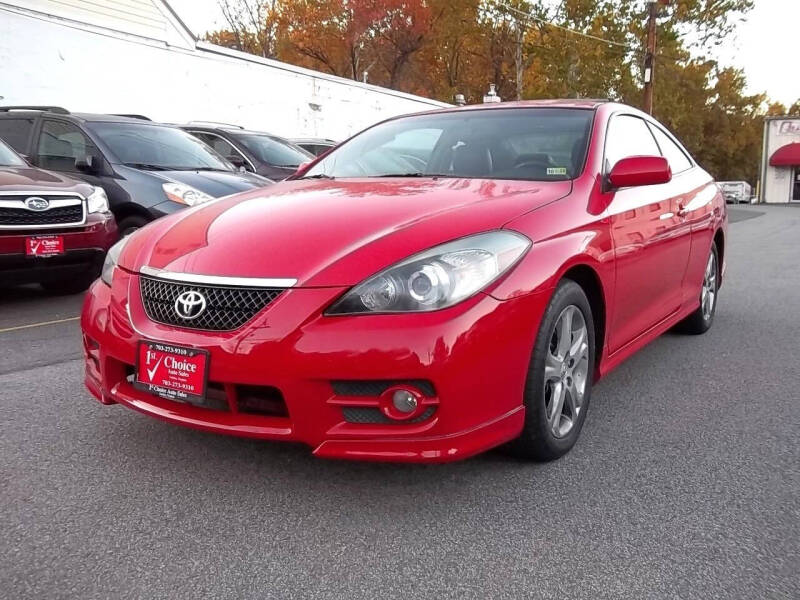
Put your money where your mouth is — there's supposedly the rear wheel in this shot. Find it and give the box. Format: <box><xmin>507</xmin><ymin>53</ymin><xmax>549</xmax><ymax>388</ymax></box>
<box><xmin>507</xmin><ymin>280</ymin><xmax>595</xmax><ymax>461</ymax></box>
<box><xmin>677</xmin><ymin>242</ymin><xmax>719</xmax><ymax>335</ymax></box>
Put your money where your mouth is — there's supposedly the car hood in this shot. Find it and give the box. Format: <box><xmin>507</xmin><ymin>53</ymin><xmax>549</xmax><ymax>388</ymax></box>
<box><xmin>116</xmin><ymin>165</ymin><xmax>271</xmax><ymax>197</ymax></box>
<box><xmin>0</xmin><ymin>166</ymin><xmax>92</xmax><ymax>194</ymax></box>
<box><xmin>121</xmin><ymin>177</ymin><xmax>571</xmax><ymax>287</ymax></box>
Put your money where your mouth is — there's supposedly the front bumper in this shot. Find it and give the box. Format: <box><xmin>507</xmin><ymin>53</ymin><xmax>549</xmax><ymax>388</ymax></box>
<box><xmin>0</xmin><ymin>213</ymin><xmax>117</xmax><ymax>284</ymax></box>
<box><xmin>81</xmin><ymin>269</ymin><xmax>550</xmax><ymax>462</ymax></box>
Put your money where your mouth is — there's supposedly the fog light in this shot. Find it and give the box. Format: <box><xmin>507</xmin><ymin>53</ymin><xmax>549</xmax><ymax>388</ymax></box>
<box><xmin>392</xmin><ymin>389</ymin><xmax>418</xmax><ymax>413</ymax></box>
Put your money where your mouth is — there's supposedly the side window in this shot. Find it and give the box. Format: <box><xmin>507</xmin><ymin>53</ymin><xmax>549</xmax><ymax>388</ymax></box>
<box><xmin>0</xmin><ymin>118</ymin><xmax>35</xmax><ymax>152</ymax></box>
<box><xmin>604</xmin><ymin>115</ymin><xmax>660</xmax><ymax>172</ymax></box>
<box><xmin>649</xmin><ymin>124</ymin><xmax>692</xmax><ymax>173</ymax></box>
<box><xmin>37</xmin><ymin>120</ymin><xmax>96</xmax><ymax>172</ymax></box>
<box><xmin>190</xmin><ymin>132</ymin><xmax>243</xmax><ymax>164</ymax></box>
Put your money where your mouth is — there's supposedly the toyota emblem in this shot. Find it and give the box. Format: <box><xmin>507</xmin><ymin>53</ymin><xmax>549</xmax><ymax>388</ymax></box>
<box><xmin>25</xmin><ymin>197</ymin><xmax>50</xmax><ymax>211</ymax></box>
<box><xmin>174</xmin><ymin>290</ymin><xmax>207</xmax><ymax>320</ymax></box>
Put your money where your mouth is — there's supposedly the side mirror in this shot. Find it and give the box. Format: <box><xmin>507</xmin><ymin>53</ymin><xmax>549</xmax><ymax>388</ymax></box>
<box><xmin>76</xmin><ymin>154</ymin><xmax>103</xmax><ymax>175</ymax></box>
<box><xmin>608</xmin><ymin>156</ymin><xmax>671</xmax><ymax>189</ymax></box>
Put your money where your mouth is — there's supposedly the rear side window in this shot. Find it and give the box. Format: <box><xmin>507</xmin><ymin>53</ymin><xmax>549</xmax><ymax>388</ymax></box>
<box><xmin>190</xmin><ymin>132</ymin><xmax>245</xmax><ymax>163</ymax></box>
<box><xmin>36</xmin><ymin>120</ymin><xmax>97</xmax><ymax>172</ymax></box>
<box><xmin>648</xmin><ymin>124</ymin><xmax>692</xmax><ymax>173</ymax></box>
<box><xmin>604</xmin><ymin>115</ymin><xmax>660</xmax><ymax>171</ymax></box>
<box><xmin>0</xmin><ymin>118</ymin><xmax>35</xmax><ymax>152</ymax></box>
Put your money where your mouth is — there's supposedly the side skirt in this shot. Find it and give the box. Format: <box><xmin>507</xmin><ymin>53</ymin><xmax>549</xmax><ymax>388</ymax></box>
<box><xmin>596</xmin><ymin>298</ymin><xmax>700</xmax><ymax>380</ymax></box>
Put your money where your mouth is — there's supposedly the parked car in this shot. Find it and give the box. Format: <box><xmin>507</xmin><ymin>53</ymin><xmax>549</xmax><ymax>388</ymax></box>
<box><xmin>82</xmin><ymin>100</ymin><xmax>727</xmax><ymax>463</ymax></box>
<box><xmin>180</xmin><ymin>122</ymin><xmax>313</xmax><ymax>180</ymax></box>
<box><xmin>719</xmin><ymin>181</ymin><xmax>752</xmax><ymax>204</ymax></box>
<box><xmin>0</xmin><ymin>107</ymin><xmax>272</xmax><ymax>236</ymax></box>
<box><xmin>0</xmin><ymin>137</ymin><xmax>116</xmax><ymax>292</ymax></box>
<box><xmin>291</xmin><ymin>138</ymin><xmax>337</xmax><ymax>157</ymax></box>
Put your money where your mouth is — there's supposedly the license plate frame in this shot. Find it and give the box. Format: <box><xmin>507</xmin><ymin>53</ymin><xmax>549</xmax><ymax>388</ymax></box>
<box><xmin>134</xmin><ymin>341</ymin><xmax>210</xmax><ymax>404</ymax></box>
<box><xmin>25</xmin><ymin>235</ymin><xmax>65</xmax><ymax>257</ymax></box>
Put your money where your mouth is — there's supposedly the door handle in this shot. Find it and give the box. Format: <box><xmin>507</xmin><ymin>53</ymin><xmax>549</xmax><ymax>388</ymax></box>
<box><xmin>659</xmin><ymin>212</ymin><xmax>674</xmax><ymax>220</ymax></box>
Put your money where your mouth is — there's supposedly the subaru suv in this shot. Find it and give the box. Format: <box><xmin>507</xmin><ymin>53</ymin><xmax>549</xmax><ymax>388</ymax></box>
<box><xmin>181</xmin><ymin>122</ymin><xmax>313</xmax><ymax>180</ymax></box>
<box><xmin>0</xmin><ymin>137</ymin><xmax>117</xmax><ymax>293</ymax></box>
<box><xmin>0</xmin><ymin>107</ymin><xmax>272</xmax><ymax>235</ymax></box>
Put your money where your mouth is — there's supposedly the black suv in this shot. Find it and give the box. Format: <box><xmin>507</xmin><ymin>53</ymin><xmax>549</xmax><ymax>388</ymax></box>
<box><xmin>0</xmin><ymin>107</ymin><xmax>272</xmax><ymax>235</ymax></box>
<box><xmin>180</xmin><ymin>122</ymin><xmax>313</xmax><ymax>180</ymax></box>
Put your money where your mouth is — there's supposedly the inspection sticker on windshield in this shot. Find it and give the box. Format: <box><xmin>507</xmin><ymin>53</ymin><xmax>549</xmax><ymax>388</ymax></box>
<box><xmin>547</xmin><ymin>167</ymin><xmax>568</xmax><ymax>176</ymax></box>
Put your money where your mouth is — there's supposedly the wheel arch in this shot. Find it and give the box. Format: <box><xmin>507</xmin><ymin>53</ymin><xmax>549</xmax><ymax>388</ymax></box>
<box><xmin>112</xmin><ymin>202</ymin><xmax>153</xmax><ymax>224</ymax></box>
<box><xmin>561</xmin><ymin>264</ymin><xmax>606</xmax><ymax>379</ymax></box>
<box><xmin>713</xmin><ymin>227</ymin><xmax>725</xmax><ymax>279</ymax></box>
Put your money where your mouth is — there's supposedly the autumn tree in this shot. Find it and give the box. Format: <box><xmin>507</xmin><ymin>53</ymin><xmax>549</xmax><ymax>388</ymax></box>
<box><xmin>204</xmin><ymin>0</ymin><xmax>773</xmax><ymax>184</ymax></box>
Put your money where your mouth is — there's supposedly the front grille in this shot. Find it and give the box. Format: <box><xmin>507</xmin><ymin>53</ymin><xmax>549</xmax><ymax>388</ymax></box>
<box><xmin>343</xmin><ymin>406</ymin><xmax>437</xmax><ymax>424</ymax></box>
<box><xmin>140</xmin><ymin>276</ymin><xmax>283</xmax><ymax>331</ymax></box>
<box><xmin>0</xmin><ymin>203</ymin><xmax>84</xmax><ymax>226</ymax></box>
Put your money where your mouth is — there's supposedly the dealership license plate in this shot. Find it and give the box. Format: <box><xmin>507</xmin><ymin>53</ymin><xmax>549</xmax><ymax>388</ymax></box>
<box><xmin>25</xmin><ymin>235</ymin><xmax>64</xmax><ymax>257</ymax></box>
<box><xmin>134</xmin><ymin>341</ymin><xmax>209</xmax><ymax>403</ymax></box>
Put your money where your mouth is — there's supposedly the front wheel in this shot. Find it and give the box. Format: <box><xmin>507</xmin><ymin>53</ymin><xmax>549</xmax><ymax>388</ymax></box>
<box><xmin>676</xmin><ymin>242</ymin><xmax>719</xmax><ymax>335</ymax></box>
<box><xmin>507</xmin><ymin>280</ymin><xmax>595</xmax><ymax>461</ymax></box>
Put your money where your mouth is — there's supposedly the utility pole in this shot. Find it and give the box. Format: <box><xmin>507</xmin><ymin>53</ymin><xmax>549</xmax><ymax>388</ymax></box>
<box><xmin>643</xmin><ymin>1</ymin><xmax>658</xmax><ymax>114</ymax></box>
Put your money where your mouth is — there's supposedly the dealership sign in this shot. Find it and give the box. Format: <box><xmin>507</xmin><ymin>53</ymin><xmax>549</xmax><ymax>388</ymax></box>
<box><xmin>778</xmin><ymin>121</ymin><xmax>800</xmax><ymax>135</ymax></box>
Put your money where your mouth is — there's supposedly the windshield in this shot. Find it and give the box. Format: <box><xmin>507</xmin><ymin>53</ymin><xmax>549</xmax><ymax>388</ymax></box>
<box><xmin>237</xmin><ymin>134</ymin><xmax>312</xmax><ymax>167</ymax></box>
<box><xmin>0</xmin><ymin>139</ymin><xmax>26</xmax><ymax>167</ymax></box>
<box><xmin>305</xmin><ymin>108</ymin><xmax>594</xmax><ymax>181</ymax></box>
<box><xmin>89</xmin><ymin>122</ymin><xmax>234</xmax><ymax>171</ymax></box>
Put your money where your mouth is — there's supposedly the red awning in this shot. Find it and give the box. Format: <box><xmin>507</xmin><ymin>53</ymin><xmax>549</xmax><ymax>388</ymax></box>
<box><xmin>770</xmin><ymin>142</ymin><xmax>800</xmax><ymax>167</ymax></box>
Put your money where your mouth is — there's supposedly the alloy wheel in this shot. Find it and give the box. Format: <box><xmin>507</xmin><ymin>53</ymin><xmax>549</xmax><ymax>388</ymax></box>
<box><xmin>701</xmin><ymin>251</ymin><xmax>717</xmax><ymax>320</ymax></box>
<box><xmin>543</xmin><ymin>305</ymin><xmax>590</xmax><ymax>438</ymax></box>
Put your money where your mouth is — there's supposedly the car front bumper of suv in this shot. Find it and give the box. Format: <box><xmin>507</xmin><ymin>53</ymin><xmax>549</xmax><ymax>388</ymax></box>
<box><xmin>0</xmin><ymin>212</ymin><xmax>117</xmax><ymax>285</ymax></box>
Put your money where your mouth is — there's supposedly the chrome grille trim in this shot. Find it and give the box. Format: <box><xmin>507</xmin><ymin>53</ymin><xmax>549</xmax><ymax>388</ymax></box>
<box><xmin>139</xmin><ymin>266</ymin><xmax>297</xmax><ymax>288</ymax></box>
<box><xmin>0</xmin><ymin>191</ymin><xmax>86</xmax><ymax>230</ymax></box>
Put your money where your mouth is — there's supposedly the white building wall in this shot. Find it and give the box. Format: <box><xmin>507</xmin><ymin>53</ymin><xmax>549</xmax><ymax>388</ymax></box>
<box><xmin>762</xmin><ymin>118</ymin><xmax>800</xmax><ymax>204</ymax></box>
<box><xmin>0</xmin><ymin>4</ymin><xmax>449</xmax><ymax>141</ymax></box>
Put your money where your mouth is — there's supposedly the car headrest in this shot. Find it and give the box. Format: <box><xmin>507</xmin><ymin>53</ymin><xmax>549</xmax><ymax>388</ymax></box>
<box><xmin>452</xmin><ymin>144</ymin><xmax>492</xmax><ymax>177</ymax></box>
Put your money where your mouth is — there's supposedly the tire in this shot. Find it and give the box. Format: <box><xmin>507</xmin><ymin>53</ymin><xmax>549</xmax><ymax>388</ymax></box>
<box><xmin>676</xmin><ymin>242</ymin><xmax>719</xmax><ymax>335</ymax></box>
<box><xmin>41</xmin><ymin>271</ymin><xmax>97</xmax><ymax>295</ymax></box>
<box><xmin>507</xmin><ymin>280</ymin><xmax>596</xmax><ymax>461</ymax></box>
<box><xmin>116</xmin><ymin>215</ymin><xmax>149</xmax><ymax>237</ymax></box>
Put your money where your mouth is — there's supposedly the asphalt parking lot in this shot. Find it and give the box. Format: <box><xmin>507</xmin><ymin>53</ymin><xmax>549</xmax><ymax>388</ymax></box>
<box><xmin>1</xmin><ymin>205</ymin><xmax>798</xmax><ymax>599</ymax></box>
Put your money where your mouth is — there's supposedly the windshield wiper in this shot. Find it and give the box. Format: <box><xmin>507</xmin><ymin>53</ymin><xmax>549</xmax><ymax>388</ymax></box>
<box><xmin>372</xmin><ymin>173</ymin><xmax>448</xmax><ymax>178</ymax></box>
<box><xmin>300</xmin><ymin>173</ymin><xmax>334</xmax><ymax>179</ymax></box>
<box><xmin>124</xmin><ymin>162</ymin><xmax>171</xmax><ymax>171</ymax></box>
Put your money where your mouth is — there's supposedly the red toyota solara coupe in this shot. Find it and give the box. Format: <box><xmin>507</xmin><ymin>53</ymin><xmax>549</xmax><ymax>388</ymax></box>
<box><xmin>81</xmin><ymin>100</ymin><xmax>726</xmax><ymax>463</ymax></box>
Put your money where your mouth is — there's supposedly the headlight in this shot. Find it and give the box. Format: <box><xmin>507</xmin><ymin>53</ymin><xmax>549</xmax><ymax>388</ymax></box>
<box><xmin>162</xmin><ymin>183</ymin><xmax>214</xmax><ymax>207</ymax></box>
<box><xmin>326</xmin><ymin>231</ymin><xmax>531</xmax><ymax>314</ymax></box>
<box><xmin>87</xmin><ymin>186</ymin><xmax>109</xmax><ymax>213</ymax></box>
<box><xmin>101</xmin><ymin>236</ymin><xmax>130</xmax><ymax>286</ymax></box>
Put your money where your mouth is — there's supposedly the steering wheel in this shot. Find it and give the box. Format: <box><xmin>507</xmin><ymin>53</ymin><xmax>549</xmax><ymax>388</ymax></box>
<box><xmin>397</xmin><ymin>153</ymin><xmax>427</xmax><ymax>170</ymax></box>
<box><xmin>514</xmin><ymin>157</ymin><xmax>553</xmax><ymax>172</ymax></box>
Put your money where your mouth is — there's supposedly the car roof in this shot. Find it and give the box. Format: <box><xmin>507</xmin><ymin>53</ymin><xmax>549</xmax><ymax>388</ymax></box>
<box><xmin>0</xmin><ymin>108</ymin><xmax>159</xmax><ymax>124</ymax></box>
<box><xmin>181</xmin><ymin>124</ymin><xmax>301</xmax><ymax>142</ymax></box>
<box><xmin>457</xmin><ymin>98</ymin><xmax>609</xmax><ymax>110</ymax></box>
<box><xmin>379</xmin><ymin>98</ymin><xmax>617</xmax><ymax>124</ymax></box>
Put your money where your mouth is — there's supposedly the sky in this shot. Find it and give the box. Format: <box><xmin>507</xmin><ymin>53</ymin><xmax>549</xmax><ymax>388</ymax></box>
<box><xmin>168</xmin><ymin>0</ymin><xmax>800</xmax><ymax>106</ymax></box>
